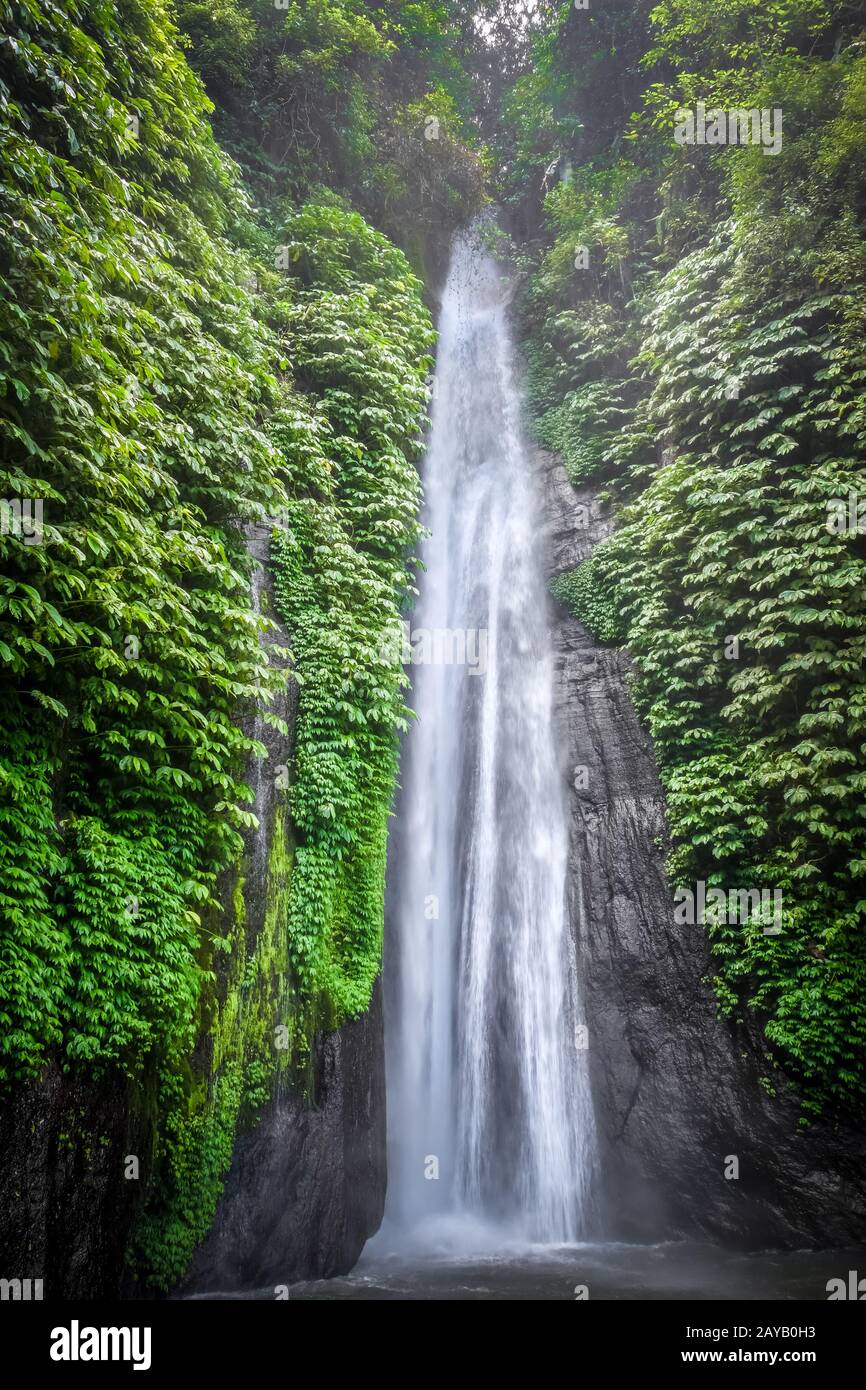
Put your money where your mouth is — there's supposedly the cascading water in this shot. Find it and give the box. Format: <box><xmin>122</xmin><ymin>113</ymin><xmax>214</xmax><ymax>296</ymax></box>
<box><xmin>382</xmin><ymin>225</ymin><xmax>597</xmax><ymax>1249</ymax></box>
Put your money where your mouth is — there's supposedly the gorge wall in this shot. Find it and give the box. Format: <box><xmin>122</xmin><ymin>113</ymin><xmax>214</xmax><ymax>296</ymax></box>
<box><xmin>542</xmin><ymin>450</ymin><xmax>866</xmax><ymax>1249</ymax></box>
<box><xmin>175</xmin><ymin>527</ymin><xmax>387</xmax><ymax>1297</ymax></box>
<box><xmin>0</xmin><ymin>520</ymin><xmax>388</xmax><ymax>1299</ymax></box>
<box><xmin>179</xmin><ymin>987</ymin><xmax>385</xmax><ymax>1296</ymax></box>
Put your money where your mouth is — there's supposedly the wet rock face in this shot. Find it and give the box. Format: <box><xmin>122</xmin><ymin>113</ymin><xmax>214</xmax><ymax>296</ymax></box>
<box><xmin>539</xmin><ymin>448</ymin><xmax>866</xmax><ymax>1250</ymax></box>
<box><xmin>0</xmin><ymin>1065</ymin><xmax>149</xmax><ymax>1300</ymax></box>
<box><xmin>0</xmin><ymin>913</ymin><xmax>385</xmax><ymax>1304</ymax></box>
<box><xmin>180</xmin><ymin>983</ymin><xmax>386</xmax><ymax>1295</ymax></box>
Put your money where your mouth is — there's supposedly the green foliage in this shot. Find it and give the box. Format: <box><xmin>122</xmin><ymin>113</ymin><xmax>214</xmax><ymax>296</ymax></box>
<box><xmin>518</xmin><ymin>165</ymin><xmax>656</xmax><ymax>486</ymax></box>
<box><xmin>549</xmin><ymin>548</ymin><xmax>626</xmax><ymax>644</ymax></box>
<box><xmin>606</xmin><ymin>213</ymin><xmax>866</xmax><ymax>1111</ymax></box>
<box><xmin>0</xmin><ymin>0</ymin><xmax>285</xmax><ymax>1083</ymax></box>
<box><xmin>268</xmin><ymin>203</ymin><xmax>434</xmax><ymax>1017</ymax></box>
<box><xmin>174</xmin><ymin>0</ymin><xmax>487</xmax><ymax>244</ymax></box>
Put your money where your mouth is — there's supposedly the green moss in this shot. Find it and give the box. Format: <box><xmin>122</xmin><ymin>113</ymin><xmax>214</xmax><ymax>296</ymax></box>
<box><xmin>128</xmin><ymin>802</ymin><xmax>297</xmax><ymax>1289</ymax></box>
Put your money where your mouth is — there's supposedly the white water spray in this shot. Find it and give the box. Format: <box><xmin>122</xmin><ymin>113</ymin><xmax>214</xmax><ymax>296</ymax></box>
<box><xmin>382</xmin><ymin>226</ymin><xmax>596</xmax><ymax>1249</ymax></box>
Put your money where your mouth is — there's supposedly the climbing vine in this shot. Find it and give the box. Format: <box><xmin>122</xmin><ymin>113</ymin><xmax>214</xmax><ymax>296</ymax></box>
<box><xmin>268</xmin><ymin>203</ymin><xmax>434</xmax><ymax>1022</ymax></box>
<box><xmin>549</xmin><ymin>547</ymin><xmax>626</xmax><ymax>645</ymax></box>
<box><xmin>0</xmin><ymin>0</ymin><xmax>286</xmax><ymax>1083</ymax></box>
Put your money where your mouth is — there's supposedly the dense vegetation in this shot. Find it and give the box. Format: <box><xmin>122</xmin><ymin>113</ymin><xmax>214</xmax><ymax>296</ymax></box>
<box><xmin>0</xmin><ymin>0</ymin><xmax>285</xmax><ymax>1085</ymax></box>
<box><xmin>504</xmin><ymin>0</ymin><xmax>866</xmax><ymax>1112</ymax></box>
<box><xmin>171</xmin><ymin>0</ymin><xmax>486</xmax><ymax>249</ymax></box>
<box><xmin>268</xmin><ymin>205</ymin><xmax>434</xmax><ymax>1023</ymax></box>
<box><xmin>0</xmin><ymin>0</ymin><xmax>481</xmax><ymax>1285</ymax></box>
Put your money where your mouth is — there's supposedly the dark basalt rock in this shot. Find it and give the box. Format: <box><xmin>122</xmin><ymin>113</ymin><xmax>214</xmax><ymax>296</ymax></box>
<box><xmin>0</xmin><ymin>1063</ymin><xmax>150</xmax><ymax>1300</ymax></box>
<box><xmin>539</xmin><ymin>446</ymin><xmax>866</xmax><ymax>1249</ymax></box>
<box><xmin>179</xmin><ymin>982</ymin><xmax>386</xmax><ymax>1296</ymax></box>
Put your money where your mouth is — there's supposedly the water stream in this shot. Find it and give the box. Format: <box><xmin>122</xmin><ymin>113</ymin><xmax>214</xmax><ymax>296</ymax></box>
<box><xmin>379</xmin><ymin>226</ymin><xmax>597</xmax><ymax>1250</ymax></box>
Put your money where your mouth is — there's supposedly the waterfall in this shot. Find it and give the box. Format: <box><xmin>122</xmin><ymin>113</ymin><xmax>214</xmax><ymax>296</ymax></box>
<box><xmin>383</xmin><ymin>226</ymin><xmax>597</xmax><ymax>1248</ymax></box>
